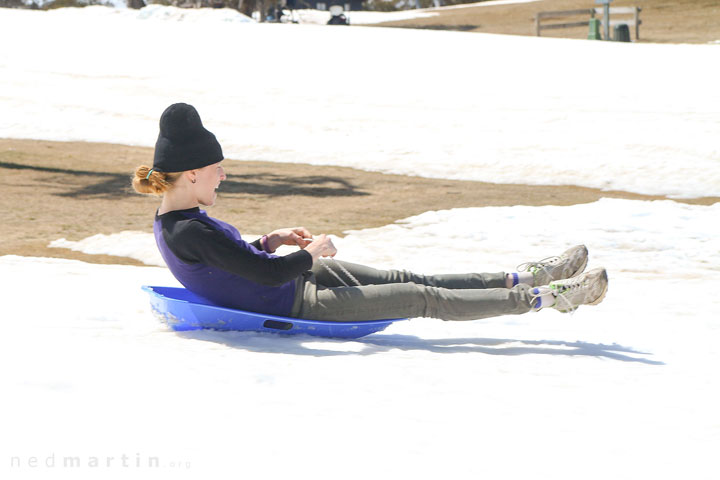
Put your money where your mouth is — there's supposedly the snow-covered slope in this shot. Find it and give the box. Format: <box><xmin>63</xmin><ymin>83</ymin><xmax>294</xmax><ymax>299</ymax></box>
<box><xmin>1</xmin><ymin>7</ymin><xmax>718</xmax><ymax>478</ymax></box>
<box><xmin>4</xmin><ymin>199</ymin><xmax>719</xmax><ymax>479</ymax></box>
<box><xmin>1</xmin><ymin>6</ymin><xmax>718</xmax><ymax>197</ymax></box>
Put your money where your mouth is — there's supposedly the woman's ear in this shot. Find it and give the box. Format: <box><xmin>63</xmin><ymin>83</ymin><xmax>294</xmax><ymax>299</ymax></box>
<box><xmin>184</xmin><ymin>170</ymin><xmax>197</xmax><ymax>184</ymax></box>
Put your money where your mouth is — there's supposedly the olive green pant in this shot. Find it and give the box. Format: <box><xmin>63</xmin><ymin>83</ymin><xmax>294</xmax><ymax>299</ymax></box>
<box><xmin>291</xmin><ymin>259</ymin><xmax>534</xmax><ymax>322</ymax></box>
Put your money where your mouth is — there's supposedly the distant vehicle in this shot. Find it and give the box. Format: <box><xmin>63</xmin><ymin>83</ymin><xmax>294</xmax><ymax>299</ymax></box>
<box><xmin>327</xmin><ymin>4</ymin><xmax>349</xmax><ymax>26</ymax></box>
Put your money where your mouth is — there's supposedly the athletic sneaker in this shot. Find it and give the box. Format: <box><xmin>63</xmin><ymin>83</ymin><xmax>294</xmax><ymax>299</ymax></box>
<box><xmin>533</xmin><ymin>267</ymin><xmax>609</xmax><ymax>313</ymax></box>
<box><xmin>517</xmin><ymin>245</ymin><xmax>589</xmax><ymax>286</ymax></box>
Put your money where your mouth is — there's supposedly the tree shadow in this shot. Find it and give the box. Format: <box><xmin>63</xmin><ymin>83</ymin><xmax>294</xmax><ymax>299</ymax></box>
<box><xmin>177</xmin><ymin>330</ymin><xmax>664</xmax><ymax>365</ymax></box>
<box><xmin>213</xmin><ymin>172</ymin><xmax>368</xmax><ymax>198</ymax></box>
<box><xmin>393</xmin><ymin>24</ymin><xmax>479</xmax><ymax>32</ymax></box>
<box><xmin>0</xmin><ymin>161</ymin><xmax>368</xmax><ymax>199</ymax></box>
<box><xmin>0</xmin><ymin>161</ymin><xmax>132</xmax><ymax>197</ymax></box>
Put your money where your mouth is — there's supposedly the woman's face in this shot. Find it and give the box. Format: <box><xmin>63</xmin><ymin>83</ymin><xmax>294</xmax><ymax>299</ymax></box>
<box><xmin>193</xmin><ymin>161</ymin><xmax>226</xmax><ymax>207</ymax></box>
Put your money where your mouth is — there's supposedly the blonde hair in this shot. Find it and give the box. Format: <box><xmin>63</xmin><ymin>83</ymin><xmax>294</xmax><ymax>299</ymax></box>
<box><xmin>132</xmin><ymin>165</ymin><xmax>182</xmax><ymax>195</ymax></box>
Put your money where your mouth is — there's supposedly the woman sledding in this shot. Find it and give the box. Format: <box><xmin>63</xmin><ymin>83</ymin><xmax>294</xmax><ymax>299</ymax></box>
<box><xmin>132</xmin><ymin>103</ymin><xmax>608</xmax><ymax>323</ymax></box>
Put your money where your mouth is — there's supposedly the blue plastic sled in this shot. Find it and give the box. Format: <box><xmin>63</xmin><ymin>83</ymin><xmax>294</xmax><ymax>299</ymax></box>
<box><xmin>142</xmin><ymin>286</ymin><xmax>406</xmax><ymax>339</ymax></box>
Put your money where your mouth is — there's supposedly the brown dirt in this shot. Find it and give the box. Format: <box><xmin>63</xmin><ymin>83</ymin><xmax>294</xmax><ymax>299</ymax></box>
<box><xmin>1</xmin><ymin>138</ymin><xmax>716</xmax><ymax>266</ymax></box>
<box><xmin>367</xmin><ymin>0</ymin><xmax>720</xmax><ymax>44</ymax></box>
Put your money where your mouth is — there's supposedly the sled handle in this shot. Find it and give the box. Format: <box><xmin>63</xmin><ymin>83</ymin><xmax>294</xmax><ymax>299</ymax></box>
<box><xmin>262</xmin><ymin>319</ymin><xmax>294</xmax><ymax>331</ymax></box>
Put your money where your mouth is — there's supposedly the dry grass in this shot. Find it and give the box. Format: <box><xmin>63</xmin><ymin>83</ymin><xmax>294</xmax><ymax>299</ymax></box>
<box><xmin>367</xmin><ymin>0</ymin><xmax>720</xmax><ymax>44</ymax></box>
<box><xmin>1</xmin><ymin>138</ymin><xmax>716</xmax><ymax>265</ymax></box>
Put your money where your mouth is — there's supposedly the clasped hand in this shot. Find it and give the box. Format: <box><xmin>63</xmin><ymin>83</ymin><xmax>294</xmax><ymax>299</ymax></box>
<box><xmin>267</xmin><ymin>227</ymin><xmax>337</xmax><ymax>261</ymax></box>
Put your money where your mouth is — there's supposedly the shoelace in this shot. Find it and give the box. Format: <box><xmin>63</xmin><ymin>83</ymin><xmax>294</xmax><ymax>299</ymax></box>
<box><xmin>516</xmin><ymin>255</ymin><xmax>561</xmax><ymax>275</ymax></box>
<box><xmin>551</xmin><ymin>291</ymin><xmax>578</xmax><ymax>314</ymax></box>
<box><xmin>529</xmin><ymin>277</ymin><xmax>582</xmax><ymax>314</ymax></box>
<box><xmin>550</xmin><ymin>279</ymin><xmax>585</xmax><ymax>314</ymax></box>
<box><xmin>320</xmin><ymin>258</ymin><xmax>362</xmax><ymax>287</ymax></box>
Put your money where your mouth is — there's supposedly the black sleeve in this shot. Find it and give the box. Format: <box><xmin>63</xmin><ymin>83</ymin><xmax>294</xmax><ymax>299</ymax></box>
<box><xmin>250</xmin><ymin>238</ymin><xmax>263</xmax><ymax>251</ymax></box>
<box><xmin>168</xmin><ymin>221</ymin><xmax>312</xmax><ymax>287</ymax></box>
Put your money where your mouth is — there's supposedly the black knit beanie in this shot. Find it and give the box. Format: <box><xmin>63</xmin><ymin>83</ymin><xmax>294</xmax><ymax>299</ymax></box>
<box><xmin>152</xmin><ymin>103</ymin><xmax>224</xmax><ymax>173</ymax></box>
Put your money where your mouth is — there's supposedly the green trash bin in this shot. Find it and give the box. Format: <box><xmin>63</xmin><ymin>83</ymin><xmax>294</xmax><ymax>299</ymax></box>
<box><xmin>588</xmin><ymin>18</ymin><xmax>602</xmax><ymax>40</ymax></box>
<box><xmin>614</xmin><ymin>23</ymin><xmax>631</xmax><ymax>42</ymax></box>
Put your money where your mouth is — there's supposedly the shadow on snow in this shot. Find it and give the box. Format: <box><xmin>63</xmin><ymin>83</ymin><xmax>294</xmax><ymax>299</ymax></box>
<box><xmin>176</xmin><ymin>330</ymin><xmax>664</xmax><ymax>365</ymax></box>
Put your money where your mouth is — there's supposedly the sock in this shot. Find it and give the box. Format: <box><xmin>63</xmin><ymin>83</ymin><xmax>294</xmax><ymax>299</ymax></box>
<box><xmin>531</xmin><ymin>287</ymin><xmax>556</xmax><ymax>310</ymax></box>
<box><xmin>508</xmin><ymin>272</ymin><xmax>535</xmax><ymax>287</ymax></box>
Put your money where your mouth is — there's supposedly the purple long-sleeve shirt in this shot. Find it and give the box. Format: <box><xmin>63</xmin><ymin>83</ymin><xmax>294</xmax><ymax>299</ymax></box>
<box><xmin>154</xmin><ymin>207</ymin><xmax>312</xmax><ymax>316</ymax></box>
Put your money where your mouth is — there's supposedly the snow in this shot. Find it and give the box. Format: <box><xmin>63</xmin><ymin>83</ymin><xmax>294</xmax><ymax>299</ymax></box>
<box><xmin>20</xmin><ymin>0</ymin><xmax>537</xmax><ymax>20</ymax></box>
<box><xmin>22</xmin><ymin>0</ymin><xmax>129</xmax><ymax>7</ymax></box>
<box><xmin>429</xmin><ymin>0</ymin><xmax>540</xmax><ymax>10</ymax></box>
<box><xmin>49</xmin><ymin>230</ymin><xmax>262</xmax><ymax>266</ymax></box>
<box><xmin>1</xmin><ymin>5</ymin><xmax>720</xmax><ymax>479</ymax></box>
<box><xmin>49</xmin><ymin>231</ymin><xmax>167</xmax><ymax>266</ymax></box>
<box><xmin>1</xmin><ymin>6</ymin><xmax>718</xmax><ymax>198</ymax></box>
<box><xmin>297</xmin><ymin>0</ymin><xmax>542</xmax><ymax>25</ymax></box>
<box><xmin>293</xmin><ymin>8</ymin><xmax>438</xmax><ymax>25</ymax></box>
<box><xmin>6</xmin><ymin>198</ymin><xmax>720</xmax><ymax>479</ymax></box>
<box><xmin>50</xmin><ymin>199</ymin><xmax>720</xmax><ymax>283</ymax></box>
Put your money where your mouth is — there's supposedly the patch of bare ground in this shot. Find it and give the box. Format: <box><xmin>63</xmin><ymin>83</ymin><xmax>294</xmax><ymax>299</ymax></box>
<box><xmin>1</xmin><ymin>138</ymin><xmax>716</xmax><ymax>265</ymax></box>
<box><xmin>367</xmin><ymin>0</ymin><xmax>720</xmax><ymax>44</ymax></box>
